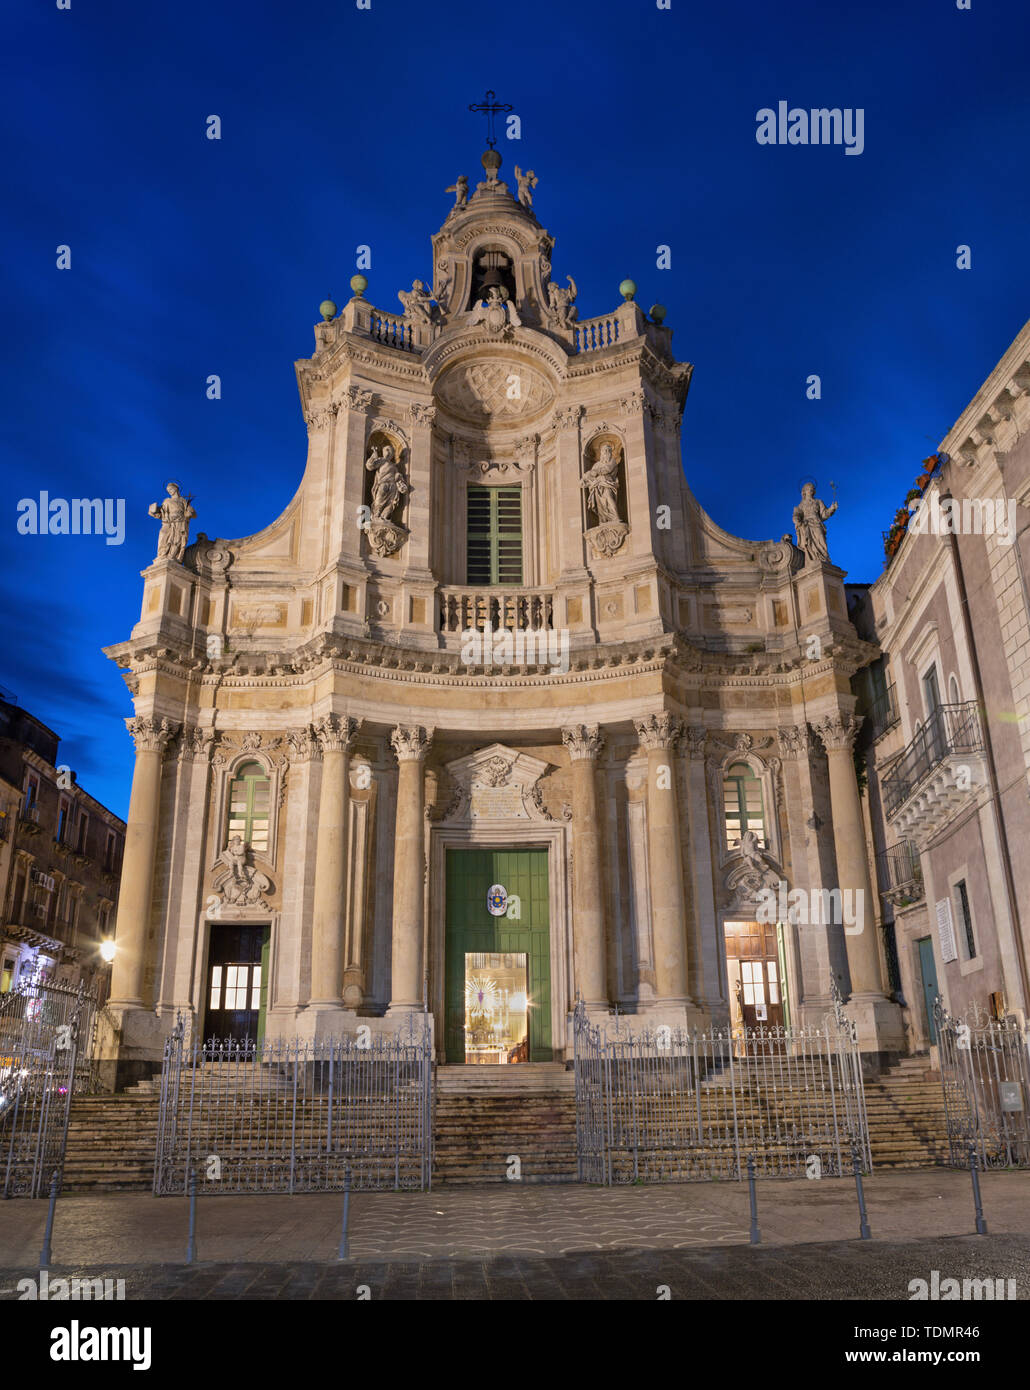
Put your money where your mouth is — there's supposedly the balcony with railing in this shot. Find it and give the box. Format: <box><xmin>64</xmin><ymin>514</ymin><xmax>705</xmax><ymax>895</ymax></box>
<box><xmin>882</xmin><ymin>702</ymin><xmax>988</xmax><ymax>841</ymax></box>
<box><xmin>877</xmin><ymin>840</ymin><xmax>924</xmax><ymax>909</ymax></box>
<box><xmin>865</xmin><ymin>682</ymin><xmax>900</xmax><ymax>742</ymax></box>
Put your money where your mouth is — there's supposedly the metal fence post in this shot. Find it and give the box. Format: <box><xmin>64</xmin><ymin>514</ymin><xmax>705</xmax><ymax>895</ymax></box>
<box><xmin>968</xmin><ymin>1144</ymin><xmax>988</xmax><ymax>1235</ymax></box>
<box><xmin>186</xmin><ymin>1165</ymin><xmax>197</xmax><ymax>1263</ymax></box>
<box><xmin>338</xmin><ymin>1166</ymin><xmax>352</xmax><ymax>1260</ymax></box>
<box><xmin>851</xmin><ymin>1141</ymin><xmax>871</xmax><ymax>1240</ymax></box>
<box><xmin>39</xmin><ymin>1169</ymin><xmax>60</xmax><ymax>1268</ymax></box>
<box><xmin>747</xmin><ymin>1153</ymin><xmax>760</xmax><ymax>1244</ymax></box>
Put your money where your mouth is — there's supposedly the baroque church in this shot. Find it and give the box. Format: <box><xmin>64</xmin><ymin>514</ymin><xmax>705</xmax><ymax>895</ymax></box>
<box><xmin>98</xmin><ymin>142</ymin><xmax>903</xmax><ymax>1087</ymax></box>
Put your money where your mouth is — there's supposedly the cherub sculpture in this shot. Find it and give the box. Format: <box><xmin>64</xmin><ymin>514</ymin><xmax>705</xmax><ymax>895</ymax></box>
<box><xmin>397</xmin><ymin>279</ymin><xmax>434</xmax><ymax>324</ymax></box>
<box><xmin>445</xmin><ymin>175</ymin><xmax>468</xmax><ymax>209</ymax></box>
<box><xmin>547</xmin><ymin>275</ymin><xmax>578</xmax><ymax>328</ymax></box>
<box><xmin>513</xmin><ymin>166</ymin><xmax>538</xmax><ymax>210</ymax></box>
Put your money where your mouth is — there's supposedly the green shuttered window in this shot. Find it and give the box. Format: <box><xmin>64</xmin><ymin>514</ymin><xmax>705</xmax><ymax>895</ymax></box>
<box><xmin>466</xmin><ymin>485</ymin><xmax>523</xmax><ymax>585</ymax></box>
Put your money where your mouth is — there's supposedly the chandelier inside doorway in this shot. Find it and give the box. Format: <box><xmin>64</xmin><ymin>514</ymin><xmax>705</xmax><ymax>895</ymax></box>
<box><xmin>463</xmin><ymin>952</ymin><xmax>529</xmax><ymax>1064</ymax></box>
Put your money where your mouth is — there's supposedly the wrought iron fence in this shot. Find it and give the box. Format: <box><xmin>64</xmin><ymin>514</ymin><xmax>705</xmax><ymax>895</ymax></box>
<box><xmin>573</xmin><ymin>995</ymin><xmax>870</xmax><ymax>1184</ymax></box>
<box><xmin>0</xmin><ymin>980</ymin><xmax>98</xmax><ymax>1197</ymax></box>
<box><xmin>154</xmin><ymin>1016</ymin><xmax>434</xmax><ymax>1195</ymax></box>
<box><xmin>935</xmin><ymin>998</ymin><xmax>1030</xmax><ymax>1169</ymax></box>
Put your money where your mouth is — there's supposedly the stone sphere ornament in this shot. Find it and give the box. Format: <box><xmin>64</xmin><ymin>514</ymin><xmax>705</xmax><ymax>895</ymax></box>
<box><xmin>319</xmin><ymin>297</ymin><xmax>337</xmax><ymax>321</ymax></box>
<box><xmin>350</xmin><ymin>274</ymin><xmax>368</xmax><ymax>297</ymax></box>
<box><xmin>619</xmin><ymin>279</ymin><xmax>637</xmax><ymax>302</ymax></box>
<box><xmin>650</xmin><ymin>304</ymin><xmax>667</xmax><ymax>323</ymax></box>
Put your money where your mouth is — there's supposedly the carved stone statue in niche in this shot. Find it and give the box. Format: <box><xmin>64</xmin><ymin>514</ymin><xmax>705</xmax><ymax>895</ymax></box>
<box><xmin>581</xmin><ymin>441</ymin><xmax>629</xmax><ymax>558</ymax></box>
<box><xmin>364</xmin><ymin>443</ymin><xmax>410</xmax><ymax>558</ymax></box>
<box><xmin>148</xmin><ymin>482</ymin><xmax>196</xmax><ymax>563</ymax></box>
<box><xmin>792</xmin><ymin>482</ymin><xmax>838</xmax><ymax>566</ymax></box>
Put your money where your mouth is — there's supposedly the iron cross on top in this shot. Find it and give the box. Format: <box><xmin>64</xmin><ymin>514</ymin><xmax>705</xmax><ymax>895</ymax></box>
<box><xmin>468</xmin><ymin>90</ymin><xmax>513</xmax><ymax>149</ymax></box>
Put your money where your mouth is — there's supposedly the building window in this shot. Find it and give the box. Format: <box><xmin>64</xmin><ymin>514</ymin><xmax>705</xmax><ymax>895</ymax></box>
<box><xmin>466</xmin><ymin>485</ymin><xmax>523</xmax><ymax>585</ymax></box>
<box><xmin>23</xmin><ymin>776</ymin><xmax>39</xmax><ymax>814</ymax></box>
<box><xmin>57</xmin><ymin>799</ymin><xmax>70</xmax><ymax>844</ymax></box>
<box><xmin>954</xmin><ymin>878</ymin><xmax>976</xmax><ymax>959</ymax></box>
<box><xmin>724</xmin><ymin>762</ymin><xmax>765</xmax><ymax>851</ymax></box>
<box><xmin>77</xmin><ymin>813</ymin><xmax>89</xmax><ymax>854</ymax></box>
<box><xmin>226</xmin><ymin>761</ymin><xmax>271</xmax><ymax>855</ymax></box>
<box><xmin>104</xmin><ymin>832</ymin><xmax>116</xmax><ymax>872</ymax></box>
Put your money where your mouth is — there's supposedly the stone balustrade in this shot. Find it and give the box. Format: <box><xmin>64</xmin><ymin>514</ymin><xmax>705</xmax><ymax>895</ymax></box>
<box><xmin>439</xmin><ymin>586</ymin><xmax>555</xmax><ymax>634</ymax></box>
<box><xmin>573</xmin><ymin>313</ymin><xmax>621</xmax><ymax>352</ymax></box>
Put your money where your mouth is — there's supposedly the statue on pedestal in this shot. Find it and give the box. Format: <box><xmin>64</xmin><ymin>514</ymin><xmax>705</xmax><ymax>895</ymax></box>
<box><xmin>513</xmin><ymin>166</ymin><xmax>538</xmax><ymax>210</ymax></box>
<box><xmin>148</xmin><ymin>482</ymin><xmax>196</xmax><ymax>563</ymax></box>
<box><xmin>398</xmin><ymin>279</ymin><xmax>434</xmax><ymax>324</ymax></box>
<box><xmin>793</xmin><ymin>482</ymin><xmax>838</xmax><ymax>565</ymax></box>
<box><xmin>445</xmin><ymin>175</ymin><xmax>469</xmax><ymax>209</ymax></box>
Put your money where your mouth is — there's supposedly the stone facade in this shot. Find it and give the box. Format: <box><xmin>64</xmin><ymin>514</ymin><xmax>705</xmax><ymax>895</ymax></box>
<box><xmin>99</xmin><ymin>145</ymin><xmax>902</xmax><ymax>1086</ymax></box>
<box><xmin>853</xmin><ymin>319</ymin><xmax>1030</xmax><ymax>1050</ymax></box>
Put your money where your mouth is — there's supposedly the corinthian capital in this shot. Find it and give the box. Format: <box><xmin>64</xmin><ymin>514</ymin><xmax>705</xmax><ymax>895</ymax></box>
<box><xmin>683</xmin><ymin>725</ymin><xmax>708</xmax><ymax>759</ymax></box>
<box><xmin>777</xmin><ymin>723</ymin><xmax>814</xmax><ymax>759</ymax></box>
<box><xmin>551</xmin><ymin>405</ymin><xmax>583</xmax><ymax>432</ymax></box>
<box><xmin>408</xmin><ymin>402</ymin><xmax>436</xmax><ymax>426</ymax></box>
<box><xmin>561</xmin><ymin>724</ymin><xmax>604</xmax><ymax>761</ymax></box>
<box><xmin>313</xmin><ymin>714</ymin><xmax>361</xmax><ymax>753</ymax></box>
<box><xmin>339</xmin><ymin>386</ymin><xmax>374</xmax><ymax>413</ymax></box>
<box><xmin>635</xmin><ymin>712</ymin><xmax>683</xmax><ymax>752</ymax></box>
<box><xmin>813</xmin><ymin>713</ymin><xmax>863</xmax><ymax>753</ymax></box>
<box><xmin>126</xmin><ymin>715</ymin><xmax>179</xmax><ymax>754</ymax></box>
<box><xmin>285</xmin><ymin>726</ymin><xmax>318</xmax><ymax>762</ymax></box>
<box><xmin>391</xmin><ymin>725</ymin><xmax>432</xmax><ymax>763</ymax></box>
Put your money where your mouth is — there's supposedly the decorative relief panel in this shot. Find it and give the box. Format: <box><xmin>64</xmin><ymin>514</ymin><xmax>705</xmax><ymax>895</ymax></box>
<box><xmin>435</xmin><ymin>361</ymin><xmax>553</xmax><ymax>423</ymax></box>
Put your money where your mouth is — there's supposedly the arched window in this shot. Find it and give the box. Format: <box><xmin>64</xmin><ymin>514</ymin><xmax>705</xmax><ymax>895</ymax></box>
<box><xmin>226</xmin><ymin>761</ymin><xmax>271</xmax><ymax>855</ymax></box>
<box><xmin>948</xmin><ymin>674</ymin><xmax>960</xmax><ymax>705</ymax></box>
<box><xmin>723</xmin><ymin>762</ymin><xmax>765</xmax><ymax>851</ymax></box>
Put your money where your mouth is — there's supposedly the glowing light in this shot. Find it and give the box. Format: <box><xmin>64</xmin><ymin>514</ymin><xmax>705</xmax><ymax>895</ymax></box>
<box><xmin>99</xmin><ymin>939</ymin><xmax>117</xmax><ymax>963</ymax></box>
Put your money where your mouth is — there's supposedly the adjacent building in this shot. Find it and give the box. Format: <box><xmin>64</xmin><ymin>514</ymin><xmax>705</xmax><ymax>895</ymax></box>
<box><xmin>0</xmin><ymin>695</ymin><xmax>125</xmax><ymax>1000</ymax></box>
<box><xmin>853</xmin><ymin>319</ymin><xmax>1030</xmax><ymax>1050</ymax></box>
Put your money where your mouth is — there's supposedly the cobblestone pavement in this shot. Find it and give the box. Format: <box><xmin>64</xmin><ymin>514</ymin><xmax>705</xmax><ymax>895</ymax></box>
<box><xmin>0</xmin><ymin>1171</ymin><xmax>1027</xmax><ymax>1269</ymax></box>
<box><xmin>1</xmin><ymin>1235</ymin><xmax>1028</xmax><ymax>1300</ymax></box>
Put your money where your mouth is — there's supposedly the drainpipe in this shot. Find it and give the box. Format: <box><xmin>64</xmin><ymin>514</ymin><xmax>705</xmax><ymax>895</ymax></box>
<box><xmin>940</xmin><ymin>488</ymin><xmax>1030</xmax><ymax>1013</ymax></box>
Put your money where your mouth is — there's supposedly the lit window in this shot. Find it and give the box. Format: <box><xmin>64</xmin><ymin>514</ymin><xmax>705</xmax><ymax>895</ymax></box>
<box><xmin>226</xmin><ymin>761</ymin><xmax>271</xmax><ymax>855</ymax></box>
<box><xmin>209</xmin><ymin>965</ymin><xmax>222</xmax><ymax>1010</ymax></box>
<box><xmin>723</xmin><ymin>762</ymin><xmax>765</xmax><ymax>851</ymax></box>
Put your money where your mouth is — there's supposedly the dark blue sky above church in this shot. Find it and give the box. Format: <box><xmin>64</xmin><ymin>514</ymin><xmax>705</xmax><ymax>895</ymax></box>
<box><xmin>3</xmin><ymin>0</ymin><xmax>1029</xmax><ymax>819</ymax></box>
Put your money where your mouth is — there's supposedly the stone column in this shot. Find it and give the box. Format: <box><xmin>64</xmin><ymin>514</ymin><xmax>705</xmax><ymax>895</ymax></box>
<box><xmin>683</xmin><ymin>726</ymin><xmax>721</xmax><ymax>1010</ymax></box>
<box><xmin>561</xmin><ymin>725</ymin><xmax>608</xmax><ymax>1009</ymax></box>
<box><xmin>636</xmin><ymin>714</ymin><xmax>692</xmax><ymax>1007</ymax></box>
<box><xmin>109</xmin><ymin>716</ymin><xmax>178</xmax><ymax>1007</ymax></box>
<box><xmin>387</xmin><ymin>725</ymin><xmax>432</xmax><ymax>1013</ymax></box>
<box><xmin>814</xmin><ymin>712</ymin><xmax>903</xmax><ymax>1056</ymax></box>
<box><xmin>309</xmin><ymin>715</ymin><xmax>361</xmax><ymax>1010</ymax></box>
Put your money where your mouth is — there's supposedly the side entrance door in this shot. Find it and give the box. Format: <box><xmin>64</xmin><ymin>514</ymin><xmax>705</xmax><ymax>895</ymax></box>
<box><xmin>917</xmin><ymin>936</ymin><xmax>940</xmax><ymax>1044</ymax></box>
<box><xmin>204</xmin><ymin>923</ymin><xmax>270</xmax><ymax>1043</ymax></box>
<box><xmin>445</xmin><ymin>848</ymin><xmax>551</xmax><ymax>1063</ymax></box>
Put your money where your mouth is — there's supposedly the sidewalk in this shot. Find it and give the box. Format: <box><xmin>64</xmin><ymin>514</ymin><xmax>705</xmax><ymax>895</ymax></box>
<box><xmin>1</xmin><ymin>1170</ymin><xmax>1026</xmax><ymax>1266</ymax></box>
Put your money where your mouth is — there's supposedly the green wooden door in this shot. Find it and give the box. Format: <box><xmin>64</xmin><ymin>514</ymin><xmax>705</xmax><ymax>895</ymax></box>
<box><xmin>445</xmin><ymin>848</ymin><xmax>551</xmax><ymax>1063</ymax></box>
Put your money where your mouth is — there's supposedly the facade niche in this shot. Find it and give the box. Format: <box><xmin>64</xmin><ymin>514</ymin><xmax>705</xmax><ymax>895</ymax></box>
<box><xmin>581</xmin><ymin>432</ymin><xmax>629</xmax><ymax>559</ymax></box>
<box><xmin>363</xmin><ymin>428</ymin><xmax>410</xmax><ymax>559</ymax></box>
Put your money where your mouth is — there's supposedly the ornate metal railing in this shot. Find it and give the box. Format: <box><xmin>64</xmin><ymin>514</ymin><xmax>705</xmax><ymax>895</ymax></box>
<box><xmin>0</xmin><ymin>981</ymin><xmax>98</xmax><ymax>1197</ymax></box>
<box><xmin>439</xmin><ymin>586</ymin><xmax>555</xmax><ymax>635</ymax></box>
<box><xmin>573</xmin><ymin>992</ymin><xmax>870</xmax><ymax>1183</ymax></box>
<box><xmin>882</xmin><ymin>702</ymin><xmax>984</xmax><ymax>818</ymax></box>
<box><xmin>935</xmin><ymin>998</ymin><xmax>1030</xmax><ymax>1169</ymax></box>
<box><xmin>153</xmin><ymin>1017</ymin><xmax>434</xmax><ymax>1195</ymax></box>
<box><xmin>866</xmin><ymin>682</ymin><xmax>900</xmax><ymax>741</ymax></box>
<box><xmin>877</xmin><ymin>840</ymin><xmax>924</xmax><ymax>908</ymax></box>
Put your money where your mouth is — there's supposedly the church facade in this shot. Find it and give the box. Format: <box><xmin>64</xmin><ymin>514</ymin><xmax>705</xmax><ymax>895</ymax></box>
<box><xmin>98</xmin><ymin>145</ymin><xmax>903</xmax><ymax>1087</ymax></box>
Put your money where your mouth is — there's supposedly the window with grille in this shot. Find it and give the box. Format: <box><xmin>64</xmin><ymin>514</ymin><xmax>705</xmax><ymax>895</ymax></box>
<box><xmin>226</xmin><ymin>761</ymin><xmax>271</xmax><ymax>855</ymax></box>
<box><xmin>723</xmin><ymin>762</ymin><xmax>765</xmax><ymax>851</ymax></box>
<box><xmin>954</xmin><ymin>878</ymin><xmax>976</xmax><ymax>959</ymax></box>
<box><xmin>466</xmin><ymin>485</ymin><xmax>523</xmax><ymax>585</ymax></box>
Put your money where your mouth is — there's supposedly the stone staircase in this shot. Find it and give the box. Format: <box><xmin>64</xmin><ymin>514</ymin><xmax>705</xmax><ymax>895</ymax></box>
<box><xmin>432</xmin><ymin>1063</ymin><xmax>579</xmax><ymax>1186</ymax></box>
<box><xmin>863</xmin><ymin>1056</ymin><xmax>950</xmax><ymax>1169</ymax></box>
<box><xmin>61</xmin><ymin>1095</ymin><xmax>160</xmax><ymax>1193</ymax></box>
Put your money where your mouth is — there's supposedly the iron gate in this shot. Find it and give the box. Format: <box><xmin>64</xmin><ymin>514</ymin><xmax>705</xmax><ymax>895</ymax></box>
<box><xmin>0</xmin><ymin>980</ymin><xmax>98</xmax><ymax>1197</ymax></box>
<box><xmin>573</xmin><ymin>996</ymin><xmax>870</xmax><ymax>1183</ymax></box>
<box><xmin>935</xmin><ymin>998</ymin><xmax>1030</xmax><ymax>1169</ymax></box>
<box><xmin>154</xmin><ymin>1014</ymin><xmax>434</xmax><ymax>1194</ymax></box>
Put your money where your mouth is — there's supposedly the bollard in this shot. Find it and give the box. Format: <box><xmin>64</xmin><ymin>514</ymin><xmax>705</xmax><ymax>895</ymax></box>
<box><xmin>746</xmin><ymin>1153</ymin><xmax>760</xmax><ymax>1245</ymax></box>
<box><xmin>186</xmin><ymin>1167</ymin><xmax>197</xmax><ymax>1264</ymax></box>
<box><xmin>338</xmin><ymin>1167</ymin><xmax>352</xmax><ymax>1261</ymax></box>
<box><xmin>39</xmin><ymin>1170</ymin><xmax>60</xmax><ymax>1268</ymax></box>
<box><xmin>851</xmin><ymin>1143</ymin><xmax>871</xmax><ymax>1240</ymax></box>
<box><xmin>968</xmin><ymin>1144</ymin><xmax>988</xmax><ymax>1235</ymax></box>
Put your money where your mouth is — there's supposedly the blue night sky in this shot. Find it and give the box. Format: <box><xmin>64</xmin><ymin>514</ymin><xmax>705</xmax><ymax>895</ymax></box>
<box><xmin>3</xmin><ymin>0</ymin><xmax>1029</xmax><ymax>821</ymax></box>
